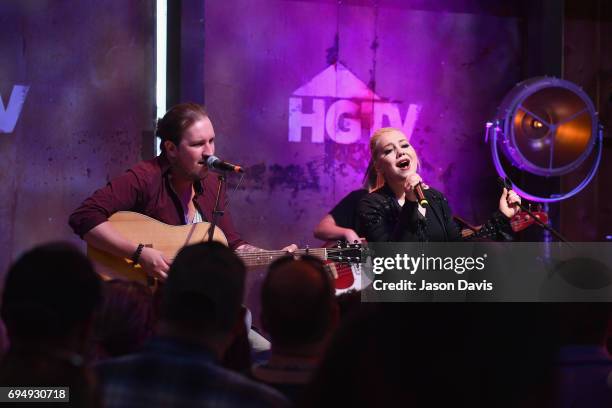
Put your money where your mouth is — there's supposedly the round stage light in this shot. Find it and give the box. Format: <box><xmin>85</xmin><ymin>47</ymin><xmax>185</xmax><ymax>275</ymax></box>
<box><xmin>488</xmin><ymin>77</ymin><xmax>602</xmax><ymax>203</ymax></box>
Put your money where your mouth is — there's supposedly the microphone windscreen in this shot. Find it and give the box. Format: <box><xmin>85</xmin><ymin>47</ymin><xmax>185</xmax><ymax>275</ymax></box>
<box><xmin>205</xmin><ymin>155</ymin><xmax>220</xmax><ymax>169</ymax></box>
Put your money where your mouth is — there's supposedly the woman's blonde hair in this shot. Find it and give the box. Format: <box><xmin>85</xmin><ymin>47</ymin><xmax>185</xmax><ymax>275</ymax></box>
<box><xmin>368</xmin><ymin>127</ymin><xmax>418</xmax><ymax>191</ymax></box>
<box><xmin>362</xmin><ymin>159</ymin><xmax>378</xmax><ymax>192</ymax></box>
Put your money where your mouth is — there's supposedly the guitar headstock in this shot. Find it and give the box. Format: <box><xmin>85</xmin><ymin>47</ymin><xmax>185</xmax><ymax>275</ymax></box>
<box><xmin>326</xmin><ymin>241</ymin><xmax>368</xmax><ymax>264</ymax></box>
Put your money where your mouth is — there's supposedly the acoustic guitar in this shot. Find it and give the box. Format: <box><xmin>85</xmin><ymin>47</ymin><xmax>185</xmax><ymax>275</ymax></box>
<box><xmin>87</xmin><ymin>211</ymin><xmax>366</xmax><ymax>285</ymax></box>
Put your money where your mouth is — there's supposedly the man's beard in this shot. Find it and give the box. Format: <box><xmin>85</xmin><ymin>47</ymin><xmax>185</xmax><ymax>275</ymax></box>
<box><xmin>172</xmin><ymin>162</ymin><xmax>207</xmax><ymax>181</ymax></box>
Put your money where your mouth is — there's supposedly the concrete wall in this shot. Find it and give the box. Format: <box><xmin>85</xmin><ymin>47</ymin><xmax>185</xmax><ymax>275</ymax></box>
<box><xmin>1</xmin><ymin>0</ymin><xmax>611</xmax><ymax>283</ymax></box>
<box><xmin>204</xmin><ymin>0</ymin><xmax>525</xmax><ymax>250</ymax></box>
<box><xmin>0</xmin><ymin>0</ymin><xmax>155</xmax><ymax>277</ymax></box>
<box><xmin>561</xmin><ymin>0</ymin><xmax>612</xmax><ymax>241</ymax></box>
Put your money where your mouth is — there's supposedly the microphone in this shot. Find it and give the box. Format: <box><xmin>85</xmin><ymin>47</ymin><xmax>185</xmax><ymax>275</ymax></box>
<box><xmin>414</xmin><ymin>182</ymin><xmax>429</xmax><ymax>206</ymax></box>
<box><xmin>497</xmin><ymin>177</ymin><xmax>513</xmax><ymax>191</ymax></box>
<box><xmin>205</xmin><ymin>155</ymin><xmax>245</xmax><ymax>173</ymax></box>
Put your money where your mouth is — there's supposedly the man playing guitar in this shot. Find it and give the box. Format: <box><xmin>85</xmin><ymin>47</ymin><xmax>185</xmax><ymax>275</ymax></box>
<box><xmin>69</xmin><ymin>103</ymin><xmax>296</xmax><ymax>282</ymax></box>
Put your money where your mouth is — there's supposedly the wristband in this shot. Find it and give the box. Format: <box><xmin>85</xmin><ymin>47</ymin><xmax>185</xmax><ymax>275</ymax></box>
<box><xmin>131</xmin><ymin>243</ymin><xmax>145</xmax><ymax>264</ymax></box>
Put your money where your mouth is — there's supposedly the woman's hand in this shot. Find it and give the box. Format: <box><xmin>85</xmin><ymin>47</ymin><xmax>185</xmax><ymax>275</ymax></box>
<box><xmin>499</xmin><ymin>188</ymin><xmax>522</xmax><ymax>218</ymax></box>
<box><xmin>342</xmin><ymin>228</ymin><xmax>363</xmax><ymax>244</ymax></box>
<box><xmin>403</xmin><ymin>173</ymin><xmax>427</xmax><ymax>202</ymax></box>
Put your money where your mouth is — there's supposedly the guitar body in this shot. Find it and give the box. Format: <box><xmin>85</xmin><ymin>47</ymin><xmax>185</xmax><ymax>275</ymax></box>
<box><xmin>87</xmin><ymin>212</ymin><xmax>229</xmax><ymax>284</ymax></box>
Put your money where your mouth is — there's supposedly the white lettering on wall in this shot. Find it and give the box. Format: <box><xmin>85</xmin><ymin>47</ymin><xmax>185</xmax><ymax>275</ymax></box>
<box><xmin>288</xmin><ymin>64</ymin><xmax>420</xmax><ymax>144</ymax></box>
<box><xmin>372</xmin><ymin>102</ymin><xmax>422</xmax><ymax>140</ymax></box>
<box><xmin>326</xmin><ymin>99</ymin><xmax>360</xmax><ymax>144</ymax></box>
<box><xmin>288</xmin><ymin>97</ymin><xmax>325</xmax><ymax>143</ymax></box>
<box><xmin>0</xmin><ymin>85</ymin><xmax>29</xmax><ymax>133</ymax></box>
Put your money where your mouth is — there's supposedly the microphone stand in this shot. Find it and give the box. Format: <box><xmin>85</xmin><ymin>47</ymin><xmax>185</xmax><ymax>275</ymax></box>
<box><xmin>516</xmin><ymin>202</ymin><xmax>570</xmax><ymax>243</ymax></box>
<box><xmin>208</xmin><ymin>173</ymin><xmax>226</xmax><ymax>243</ymax></box>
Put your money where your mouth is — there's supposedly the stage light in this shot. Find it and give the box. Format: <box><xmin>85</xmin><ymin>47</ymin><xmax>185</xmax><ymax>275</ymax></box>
<box><xmin>488</xmin><ymin>77</ymin><xmax>602</xmax><ymax>203</ymax></box>
<box><xmin>155</xmin><ymin>0</ymin><xmax>167</xmax><ymax>156</ymax></box>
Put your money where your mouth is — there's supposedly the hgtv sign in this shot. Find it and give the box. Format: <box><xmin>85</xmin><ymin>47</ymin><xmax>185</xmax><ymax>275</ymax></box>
<box><xmin>289</xmin><ymin>63</ymin><xmax>421</xmax><ymax>144</ymax></box>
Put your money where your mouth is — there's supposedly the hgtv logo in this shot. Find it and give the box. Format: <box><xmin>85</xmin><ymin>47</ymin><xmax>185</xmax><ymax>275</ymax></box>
<box><xmin>288</xmin><ymin>63</ymin><xmax>421</xmax><ymax>144</ymax></box>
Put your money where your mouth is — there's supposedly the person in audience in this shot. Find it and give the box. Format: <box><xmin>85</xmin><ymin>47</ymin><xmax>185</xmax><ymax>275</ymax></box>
<box><xmin>303</xmin><ymin>304</ymin><xmax>559</xmax><ymax>407</ymax></box>
<box><xmin>555</xmin><ymin>303</ymin><xmax>612</xmax><ymax>407</ymax></box>
<box><xmin>552</xmin><ymin>258</ymin><xmax>612</xmax><ymax>408</ymax></box>
<box><xmin>221</xmin><ymin>305</ymin><xmax>253</xmax><ymax>374</ymax></box>
<box><xmin>0</xmin><ymin>319</ymin><xmax>8</xmax><ymax>359</ymax></box>
<box><xmin>96</xmin><ymin>242</ymin><xmax>289</xmax><ymax>407</ymax></box>
<box><xmin>0</xmin><ymin>242</ymin><xmax>102</xmax><ymax>407</ymax></box>
<box><xmin>252</xmin><ymin>256</ymin><xmax>339</xmax><ymax>402</ymax></box>
<box><xmin>90</xmin><ymin>280</ymin><xmax>156</xmax><ymax>362</ymax></box>
<box><xmin>335</xmin><ymin>289</ymin><xmax>363</xmax><ymax>321</ymax></box>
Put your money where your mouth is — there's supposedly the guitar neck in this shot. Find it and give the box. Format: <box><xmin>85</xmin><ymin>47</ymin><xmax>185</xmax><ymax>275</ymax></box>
<box><xmin>237</xmin><ymin>248</ymin><xmax>328</xmax><ymax>268</ymax></box>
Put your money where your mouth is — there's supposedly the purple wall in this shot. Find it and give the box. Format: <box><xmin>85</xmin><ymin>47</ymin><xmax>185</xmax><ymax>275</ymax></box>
<box><xmin>0</xmin><ymin>1</ymin><xmax>155</xmax><ymax>277</ymax></box>
<box><xmin>205</xmin><ymin>0</ymin><xmax>523</xmax><ymax>249</ymax></box>
<box><xmin>1</xmin><ymin>0</ymin><xmax>610</xmax><ymax>283</ymax></box>
<box><xmin>561</xmin><ymin>2</ymin><xmax>612</xmax><ymax>241</ymax></box>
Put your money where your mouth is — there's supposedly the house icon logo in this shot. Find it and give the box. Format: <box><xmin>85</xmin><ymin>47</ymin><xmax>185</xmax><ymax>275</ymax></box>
<box><xmin>288</xmin><ymin>63</ymin><xmax>420</xmax><ymax>144</ymax></box>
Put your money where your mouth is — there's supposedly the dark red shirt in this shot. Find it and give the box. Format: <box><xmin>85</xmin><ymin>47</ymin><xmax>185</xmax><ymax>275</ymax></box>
<box><xmin>69</xmin><ymin>155</ymin><xmax>246</xmax><ymax>250</ymax></box>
